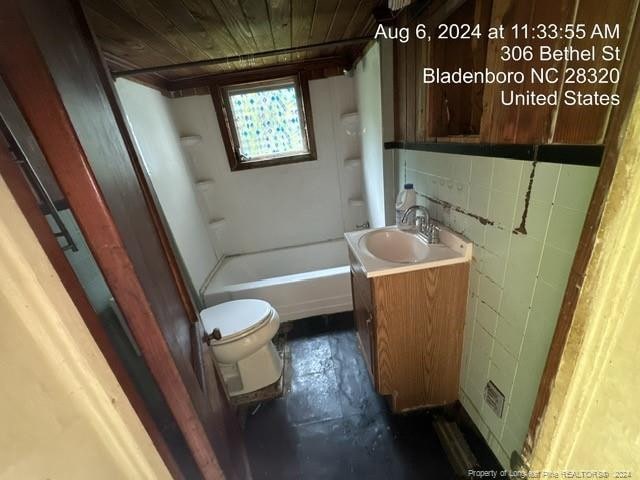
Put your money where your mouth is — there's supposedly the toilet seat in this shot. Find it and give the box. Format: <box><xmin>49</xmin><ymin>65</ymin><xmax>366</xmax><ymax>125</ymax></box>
<box><xmin>201</xmin><ymin>299</ymin><xmax>274</xmax><ymax>344</ymax></box>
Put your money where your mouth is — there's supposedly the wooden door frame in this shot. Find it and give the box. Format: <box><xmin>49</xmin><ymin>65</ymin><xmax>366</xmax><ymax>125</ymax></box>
<box><xmin>72</xmin><ymin>2</ymin><xmax>251</xmax><ymax>475</ymax></box>
<box><xmin>72</xmin><ymin>0</ymin><xmax>209</xmax><ymax>390</ymax></box>
<box><xmin>0</xmin><ymin>2</ymin><xmax>236</xmax><ymax>479</ymax></box>
<box><xmin>522</xmin><ymin>10</ymin><xmax>640</xmax><ymax>463</ymax></box>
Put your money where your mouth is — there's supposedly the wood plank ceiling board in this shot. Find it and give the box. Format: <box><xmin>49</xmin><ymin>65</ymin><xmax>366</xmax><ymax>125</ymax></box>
<box><xmin>84</xmin><ymin>1</ymin><xmax>213</xmax><ymax>81</ymax></box>
<box><xmin>343</xmin><ymin>0</ymin><xmax>378</xmax><ymax>38</ymax></box>
<box><xmin>309</xmin><ymin>0</ymin><xmax>341</xmax><ymax>45</ymax></box>
<box><xmin>240</xmin><ymin>0</ymin><xmax>276</xmax><ymax>49</ymax></box>
<box><xmin>85</xmin><ymin>9</ymin><xmax>179</xmax><ymax>68</ymax></box>
<box><xmin>267</xmin><ymin>0</ymin><xmax>291</xmax><ymax>64</ymax></box>
<box><xmin>290</xmin><ymin>0</ymin><xmax>316</xmax><ymax>62</ymax></box>
<box><xmin>202</xmin><ymin>0</ymin><xmax>264</xmax><ymax>71</ymax></box>
<box><xmin>326</xmin><ymin>0</ymin><xmax>357</xmax><ymax>42</ymax></box>
<box><xmin>147</xmin><ymin>0</ymin><xmax>231</xmax><ymax>60</ymax></box>
<box><xmin>112</xmin><ymin>0</ymin><xmax>211</xmax><ymax>62</ymax></box>
<box><xmin>268</xmin><ymin>0</ymin><xmax>291</xmax><ymax>48</ymax></box>
<box><xmin>82</xmin><ymin>0</ymin><xmax>384</xmax><ymax>83</ymax></box>
<box><xmin>85</xmin><ymin>0</ymin><xmax>189</xmax><ymax>62</ymax></box>
<box><xmin>180</xmin><ymin>0</ymin><xmax>246</xmax><ymax>55</ymax></box>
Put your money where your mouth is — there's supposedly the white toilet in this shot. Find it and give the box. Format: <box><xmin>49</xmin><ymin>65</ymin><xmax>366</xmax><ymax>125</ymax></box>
<box><xmin>201</xmin><ymin>299</ymin><xmax>282</xmax><ymax>396</ymax></box>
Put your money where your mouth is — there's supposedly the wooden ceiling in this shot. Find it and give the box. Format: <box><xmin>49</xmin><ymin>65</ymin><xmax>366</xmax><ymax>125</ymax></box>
<box><xmin>81</xmin><ymin>0</ymin><xmax>386</xmax><ymax>88</ymax></box>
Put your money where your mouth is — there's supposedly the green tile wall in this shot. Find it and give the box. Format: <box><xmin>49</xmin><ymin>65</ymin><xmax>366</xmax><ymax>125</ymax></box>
<box><xmin>396</xmin><ymin>150</ymin><xmax>598</xmax><ymax>468</ymax></box>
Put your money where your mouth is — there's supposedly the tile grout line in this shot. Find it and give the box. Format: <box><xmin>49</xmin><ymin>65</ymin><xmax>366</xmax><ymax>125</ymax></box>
<box><xmin>497</xmin><ymin>163</ymin><xmax>563</xmax><ymax>444</ymax></box>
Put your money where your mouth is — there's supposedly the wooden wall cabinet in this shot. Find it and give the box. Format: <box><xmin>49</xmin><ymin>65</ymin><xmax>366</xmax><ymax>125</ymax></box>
<box><xmin>349</xmin><ymin>250</ymin><xmax>469</xmax><ymax>413</ymax></box>
<box><xmin>394</xmin><ymin>0</ymin><xmax>638</xmax><ymax>145</ymax></box>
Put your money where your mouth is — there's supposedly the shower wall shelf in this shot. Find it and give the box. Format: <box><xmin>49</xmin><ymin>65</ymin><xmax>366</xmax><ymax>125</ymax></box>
<box><xmin>348</xmin><ymin>198</ymin><xmax>365</xmax><ymax>207</ymax></box>
<box><xmin>208</xmin><ymin>218</ymin><xmax>226</xmax><ymax>230</ymax></box>
<box><xmin>344</xmin><ymin>158</ymin><xmax>362</xmax><ymax>168</ymax></box>
<box><xmin>180</xmin><ymin>135</ymin><xmax>202</xmax><ymax>147</ymax></box>
<box><xmin>195</xmin><ymin>179</ymin><xmax>215</xmax><ymax>192</ymax></box>
<box><xmin>340</xmin><ymin>112</ymin><xmax>361</xmax><ymax>136</ymax></box>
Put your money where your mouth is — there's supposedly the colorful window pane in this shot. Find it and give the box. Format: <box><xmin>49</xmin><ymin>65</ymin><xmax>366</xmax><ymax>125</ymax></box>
<box><xmin>229</xmin><ymin>84</ymin><xmax>306</xmax><ymax>160</ymax></box>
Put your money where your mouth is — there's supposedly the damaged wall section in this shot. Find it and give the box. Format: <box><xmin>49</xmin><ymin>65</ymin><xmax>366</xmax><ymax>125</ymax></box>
<box><xmin>394</xmin><ymin>149</ymin><xmax>598</xmax><ymax>467</ymax></box>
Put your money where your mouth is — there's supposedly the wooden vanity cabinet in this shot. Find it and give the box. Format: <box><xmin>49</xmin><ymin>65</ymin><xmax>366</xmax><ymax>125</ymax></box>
<box><xmin>349</xmin><ymin>250</ymin><xmax>469</xmax><ymax>413</ymax></box>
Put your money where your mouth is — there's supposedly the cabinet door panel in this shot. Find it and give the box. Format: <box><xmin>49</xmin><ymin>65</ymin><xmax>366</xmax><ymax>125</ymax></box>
<box><xmin>351</xmin><ymin>269</ymin><xmax>375</xmax><ymax>384</ymax></box>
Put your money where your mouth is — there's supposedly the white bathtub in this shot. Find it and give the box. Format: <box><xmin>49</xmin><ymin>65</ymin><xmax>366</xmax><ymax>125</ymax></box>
<box><xmin>202</xmin><ymin>239</ymin><xmax>352</xmax><ymax>322</ymax></box>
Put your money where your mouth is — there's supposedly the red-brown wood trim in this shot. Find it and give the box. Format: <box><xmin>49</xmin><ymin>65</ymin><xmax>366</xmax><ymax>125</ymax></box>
<box><xmin>0</xmin><ymin>3</ymin><xmax>224</xmax><ymax>478</ymax></box>
<box><xmin>0</xmin><ymin>138</ymin><xmax>184</xmax><ymax>480</ymax></box>
<box><xmin>73</xmin><ymin>0</ymin><xmax>201</xmax><ymax>327</ymax></box>
<box><xmin>523</xmin><ymin>9</ymin><xmax>640</xmax><ymax>460</ymax></box>
<box><xmin>168</xmin><ymin>56</ymin><xmax>350</xmax><ymax>92</ymax></box>
<box><xmin>72</xmin><ymin>0</ymin><xmax>227</xmax><ymax>406</ymax></box>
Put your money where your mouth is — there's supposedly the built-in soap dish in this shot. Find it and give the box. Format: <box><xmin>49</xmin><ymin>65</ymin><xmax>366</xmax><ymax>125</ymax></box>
<box><xmin>195</xmin><ymin>179</ymin><xmax>215</xmax><ymax>192</ymax></box>
<box><xmin>348</xmin><ymin>198</ymin><xmax>365</xmax><ymax>207</ymax></box>
<box><xmin>340</xmin><ymin>112</ymin><xmax>360</xmax><ymax>136</ymax></box>
<box><xmin>344</xmin><ymin>158</ymin><xmax>361</xmax><ymax>168</ymax></box>
<box><xmin>208</xmin><ymin>218</ymin><xmax>226</xmax><ymax>231</ymax></box>
<box><xmin>180</xmin><ymin>135</ymin><xmax>202</xmax><ymax>147</ymax></box>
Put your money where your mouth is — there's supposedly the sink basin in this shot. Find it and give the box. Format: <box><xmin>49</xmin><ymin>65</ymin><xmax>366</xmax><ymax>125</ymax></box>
<box><xmin>346</xmin><ymin>225</ymin><xmax>472</xmax><ymax>278</ymax></box>
<box><xmin>359</xmin><ymin>228</ymin><xmax>430</xmax><ymax>264</ymax></box>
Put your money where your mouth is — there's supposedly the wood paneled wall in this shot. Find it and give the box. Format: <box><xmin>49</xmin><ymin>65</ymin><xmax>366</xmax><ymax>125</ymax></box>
<box><xmin>394</xmin><ymin>0</ymin><xmax>639</xmax><ymax>145</ymax></box>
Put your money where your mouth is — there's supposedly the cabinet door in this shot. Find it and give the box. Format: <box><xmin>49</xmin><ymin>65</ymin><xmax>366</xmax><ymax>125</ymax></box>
<box><xmin>352</xmin><ymin>279</ymin><xmax>374</xmax><ymax>379</ymax></box>
<box><xmin>349</xmin><ymin>252</ymin><xmax>376</xmax><ymax>385</ymax></box>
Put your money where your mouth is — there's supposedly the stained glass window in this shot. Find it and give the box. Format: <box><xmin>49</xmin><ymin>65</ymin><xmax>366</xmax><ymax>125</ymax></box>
<box><xmin>228</xmin><ymin>80</ymin><xmax>308</xmax><ymax>161</ymax></box>
<box><xmin>217</xmin><ymin>75</ymin><xmax>316</xmax><ymax>171</ymax></box>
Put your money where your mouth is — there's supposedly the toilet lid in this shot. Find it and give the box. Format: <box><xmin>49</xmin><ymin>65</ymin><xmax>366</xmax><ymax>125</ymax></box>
<box><xmin>201</xmin><ymin>299</ymin><xmax>273</xmax><ymax>341</ymax></box>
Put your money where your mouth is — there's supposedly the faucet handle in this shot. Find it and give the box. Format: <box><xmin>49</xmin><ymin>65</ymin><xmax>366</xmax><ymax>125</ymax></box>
<box><xmin>426</xmin><ymin>224</ymin><xmax>440</xmax><ymax>244</ymax></box>
<box><xmin>415</xmin><ymin>215</ymin><xmax>428</xmax><ymax>234</ymax></box>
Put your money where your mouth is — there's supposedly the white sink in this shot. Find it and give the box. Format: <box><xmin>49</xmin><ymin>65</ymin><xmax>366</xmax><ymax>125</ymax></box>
<box><xmin>360</xmin><ymin>229</ymin><xmax>430</xmax><ymax>263</ymax></box>
<box><xmin>345</xmin><ymin>226</ymin><xmax>472</xmax><ymax>278</ymax></box>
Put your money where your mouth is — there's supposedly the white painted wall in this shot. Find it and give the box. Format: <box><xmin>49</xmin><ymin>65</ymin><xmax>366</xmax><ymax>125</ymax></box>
<box><xmin>168</xmin><ymin>76</ymin><xmax>367</xmax><ymax>256</ymax></box>
<box><xmin>355</xmin><ymin>42</ymin><xmax>396</xmax><ymax>227</ymax></box>
<box><xmin>0</xmin><ymin>176</ymin><xmax>171</xmax><ymax>480</ymax></box>
<box><xmin>380</xmin><ymin>40</ymin><xmax>397</xmax><ymax>226</ymax></box>
<box><xmin>115</xmin><ymin>79</ymin><xmax>218</xmax><ymax>293</ymax></box>
<box><xmin>379</xmin><ymin>39</ymin><xmax>395</xmax><ymax>144</ymax></box>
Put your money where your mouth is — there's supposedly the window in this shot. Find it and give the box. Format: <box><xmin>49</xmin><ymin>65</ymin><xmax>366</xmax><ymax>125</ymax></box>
<box><xmin>213</xmin><ymin>74</ymin><xmax>316</xmax><ymax>171</ymax></box>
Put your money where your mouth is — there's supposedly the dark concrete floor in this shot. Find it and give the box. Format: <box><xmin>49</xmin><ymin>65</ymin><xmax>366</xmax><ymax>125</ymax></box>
<box><xmin>243</xmin><ymin>315</ymin><xmax>465</xmax><ymax>479</ymax></box>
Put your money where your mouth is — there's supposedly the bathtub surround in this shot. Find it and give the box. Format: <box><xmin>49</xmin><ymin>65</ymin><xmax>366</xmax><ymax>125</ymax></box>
<box><xmin>115</xmin><ymin>79</ymin><xmax>218</xmax><ymax>294</ymax></box>
<box><xmin>355</xmin><ymin>42</ymin><xmax>396</xmax><ymax>228</ymax></box>
<box><xmin>169</xmin><ymin>75</ymin><xmax>367</xmax><ymax>256</ymax></box>
<box><xmin>396</xmin><ymin>150</ymin><xmax>598</xmax><ymax>467</ymax></box>
<box><xmin>116</xmin><ymin>76</ymin><xmax>364</xmax><ymax>321</ymax></box>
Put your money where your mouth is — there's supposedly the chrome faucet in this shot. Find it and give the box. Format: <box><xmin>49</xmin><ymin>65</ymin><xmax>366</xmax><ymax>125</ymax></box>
<box><xmin>401</xmin><ymin>205</ymin><xmax>430</xmax><ymax>232</ymax></box>
<box><xmin>401</xmin><ymin>205</ymin><xmax>439</xmax><ymax>244</ymax></box>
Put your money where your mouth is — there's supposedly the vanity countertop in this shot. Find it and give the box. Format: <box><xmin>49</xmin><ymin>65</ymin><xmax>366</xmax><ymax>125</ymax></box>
<box><xmin>344</xmin><ymin>225</ymin><xmax>472</xmax><ymax>278</ymax></box>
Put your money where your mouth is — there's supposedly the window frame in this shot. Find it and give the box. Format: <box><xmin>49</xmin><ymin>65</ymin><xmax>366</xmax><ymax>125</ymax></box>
<box><xmin>211</xmin><ymin>72</ymin><xmax>317</xmax><ymax>171</ymax></box>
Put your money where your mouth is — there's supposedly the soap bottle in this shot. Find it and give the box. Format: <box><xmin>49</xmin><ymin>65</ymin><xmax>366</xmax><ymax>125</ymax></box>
<box><xmin>396</xmin><ymin>183</ymin><xmax>417</xmax><ymax>229</ymax></box>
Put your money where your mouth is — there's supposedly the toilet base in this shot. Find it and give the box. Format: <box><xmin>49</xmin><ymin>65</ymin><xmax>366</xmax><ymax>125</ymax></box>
<box><xmin>220</xmin><ymin>341</ymin><xmax>283</xmax><ymax>396</ymax></box>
